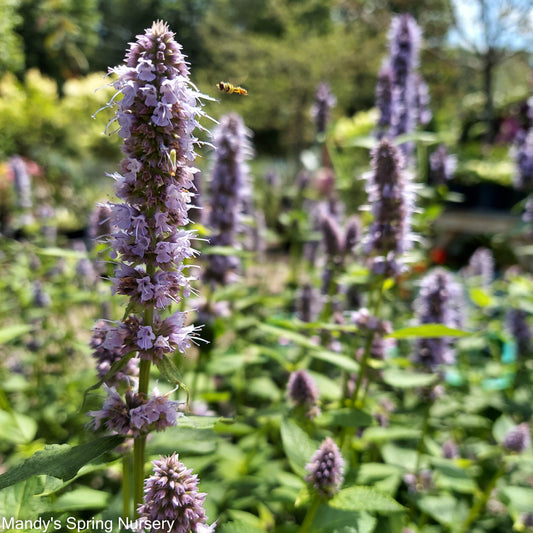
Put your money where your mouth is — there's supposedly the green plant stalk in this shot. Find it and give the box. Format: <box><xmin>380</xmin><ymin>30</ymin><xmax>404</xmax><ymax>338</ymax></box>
<box><xmin>298</xmin><ymin>494</ymin><xmax>321</xmax><ymax>533</ymax></box>
<box><xmin>122</xmin><ymin>454</ymin><xmax>131</xmax><ymax>519</ymax></box>
<box><xmin>414</xmin><ymin>401</ymin><xmax>432</xmax><ymax>474</ymax></box>
<box><xmin>349</xmin><ymin>279</ymin><xmax>386</xmax><ymax>409</ymax></box>
<box><xmin>133</xmin><ymin>299</ymin><xmax>154</xmax><ymax>516</ymax></box>
<box><xmin>457</xmin><ymin>463</ymin><xmax>505</xmax><ymax>533</ymax></box>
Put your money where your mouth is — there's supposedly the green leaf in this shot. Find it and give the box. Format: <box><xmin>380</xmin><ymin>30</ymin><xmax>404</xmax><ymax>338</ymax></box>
<box><xmin>363</xmin><ymin>427</ymin><xmax>421</xmax><ymax>443</ymax></box>
<box><xmin>310</xmin><ymin>350</ymin><xmax>359</xmax><ymax>373</ymax></box>
<box><xmin>417</xmin><ymin>494</ymin><xmax>467</xmax><ymax>527</ymax></box>
<box><xmin>36</xmin><ymin>247</ymin><xmax>87</xmax><ymax>259</ymax></box>
<box><xmin>387</xmin><ymin>324</ymin><xmax>469</xmax><ymax>339</ymax></box>
<box><xmin>431</xmin><ymin>459</ymin><xmax>476</xmax><ymax>494</ymax></box>
<box><xmin>312</xmin><ymin>507</ymin><xmax>377</xmax><ymax>533</ymax></box>
<box><xmin>315</xmin><ymin>408</ymin><xmax>373</xmax><ymax>428</ymax></box>
<box><xmin>218</xmin><ymin>522</ymin><xmax>265</xmax><ymax>533</ymax></box>
<box><xmin>0</xmin><ymin>410</ymin><xmax>37</xmax><ymax>444</ymax></box>
<box><xmin>330</xmin><ymin>486</ymin><xmax>405</xmax><ymax>513</ymax></box>
<box><xmin>0</xmin><ymin>324</ymin><xmax>33</xmax><ymax>344</ymax></box>
<box><xmin>280</xmin><ymin>418</ymin><xmax>318</xmax><ymax>477</ymax></box>
<box><xmin>499</xmin><ymin>486</ymin><xmax>533</xmax><ymax>513</ymax></box>
<box><xmin>382</xmin><ymin>369</ymin><xmax>438</xmax><ymax>389</ymax></box>
<box><xmin>469</xmin><ymin>287</ymin><xmax>492</xmax><ymax>307</ymax></box>
<box><xmin>0</xmin><ymin>436</ymin><xmax>124</xmax><ymax>489</ymax></box>
<box><xmin>51</xmin><ymin>487</ymin><xmax>111</xmax><ymax>512</ymax></box>
<box><xmin>0</xmin><ymin>476</ymin><xmax>51</xmax><ymax>519</ymax></box>
<box><xmin>158</xmin><ymin>354</ymin><xmax>190</xmax><ymax>402</ymax></box>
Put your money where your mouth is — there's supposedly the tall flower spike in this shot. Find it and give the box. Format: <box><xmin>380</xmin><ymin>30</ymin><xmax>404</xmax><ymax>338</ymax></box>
<box><xmin>514</xmin><ymin>129</ymin><xmax>533</xmax><ymax>191</ymax></box>
<box><xmin>376</xmin><ymin>65</ymin><xmax>393</xmax><ymax>135</ymax></box>
<box><xmin>305</xmin><ymin>437</ymin><xmax>344</xmax><ymax>498</ymax></box>
<box><xmin>138</xmin><ymin>453</ymin><xmax>215</xmax><ymax>533</ymax></box>
<box><xmin>388</xmin><ymin>13</ymin><xmax>421</xmax><ymax>140</ymax></box>
<box><xmin>465</xmin><ymin>247</ymin><xmax>494</xmax><ymax>288</ymax></box>
<box><xmin>429</xmin><ymin>145</ymin><xmax>456</xmax><ymax>185</ymax></box>
<box><xmin>311</xmin><ymin>82</ymin><xmax>336</xmax><ymax>136</ymax></box>
<box><xmin>364</xmin><ymin>138</ymin><xmax>414</xmax><ymax>277</ymax></box>
<box><xmin>97</xmin><ymin>20</ymin><xmax>210</xmax><ymax>365</ymax></box>
<box><xmin>414</xmin><ymin>268</ymin><xmax>464</xmax><ymax>369</ymax></box>
<box><xmin>203</xmin><ymin>112</ymin><xmax>252</xmax><ymax>286</ymax></box>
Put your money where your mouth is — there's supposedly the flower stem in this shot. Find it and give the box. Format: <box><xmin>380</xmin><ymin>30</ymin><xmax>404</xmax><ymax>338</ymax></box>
<box><xmin>414</xmin><ymin>400</ymin><xmax>431</xmax><ymax>474</ymax></box>
<box><xmin>122</xmin><ymin>453</ymin><xmax>131</xmax><ymax>519</ymax></box>
<box><xmin>298</xmin><ymin>494</ymin><xmax>321</xmax><ymax>533</ymax></box>
<box><xmin>457</xmin><ymin>463</ymin><xmax>505</xmax><ymax>533</ymax></box>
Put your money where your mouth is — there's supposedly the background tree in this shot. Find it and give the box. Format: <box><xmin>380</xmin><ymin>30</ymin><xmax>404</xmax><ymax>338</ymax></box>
<box><xmin>16</xmin><ymin>0</ymin><xmax>101</xmax><ymax>94</ymax></box>
<box><xmin>449</xmin><ymin>0</ymin><xmax>533</xmax><ymax>142</ymax></box>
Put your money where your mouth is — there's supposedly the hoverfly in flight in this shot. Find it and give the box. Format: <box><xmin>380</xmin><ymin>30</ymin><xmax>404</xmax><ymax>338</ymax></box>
<box><xmin>217</xmin><ymin>81</ymin><xmax>248</xmax><ymax>96</ymax></box>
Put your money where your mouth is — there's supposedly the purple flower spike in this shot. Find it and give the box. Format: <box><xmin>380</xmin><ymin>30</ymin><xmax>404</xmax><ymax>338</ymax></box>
<box><xmin>515</xmin><ymin>130</ymin><xmax>533</xmax><ymax>190</ymax></box>
<box><xmin>364</xmin><ymin>138</ymin><xmax>414</xmax><ymax>276</ymax></box>
<box><xmin>94</xmin><ymin>20</ymin><xmax>210</xmax><ymax>367</ymax></box>
<box><xmin>305</xmin><ymin>437</ymin><xmax>344</xmax><ymax>498</ymax></box>
<box><xmin>507</xmin><ymin>308</ymin><xmax>531</xmax><ymax>357</ymax></box>
<box><xmin>203</xmin><ymin>112</ymin><xmax>252</xmax><ymax>286</ymax></box>
<box><xmin>287</xmin><ymin>370</ymin><xmax>320</xmax><ymax>418</ymax></box>
<box><xmin>414</xmin><ymin>268</ymin><xmax>465</xmax><ymax>369</ymax></box>
<box><xmin>503</xmin><ymin>423</ymin><xmax>531</xmax><ymax>453</ymax></box>
<box><xmin>138</xmin><ymin>453</ymin><xmax>214</xmax><ymax>533</ymax></box>
<box><xmin>429</xmin><ymin>145</ymin><xmax>456</xmax><ymax>185</ymax></box>
<box><xmin>376</xmin><ymin>14</ymin><xmax>429</xmax><ymax>151</ymax></box>
<box><xmin>311</xmin><ymin>82</ymin><xmax>336</xmax><ymax>136</ymax></box>
<box><xmin>465</xmin><ymin>247</ymin><xmax>494</xmax><ymax>288</ymax></box>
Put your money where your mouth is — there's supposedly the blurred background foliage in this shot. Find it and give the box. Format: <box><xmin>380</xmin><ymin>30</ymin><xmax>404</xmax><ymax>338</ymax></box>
<box><xmin>0</xmin><ymin>0</ymin><xmax>531</xmax><ymax>230</ymax></box>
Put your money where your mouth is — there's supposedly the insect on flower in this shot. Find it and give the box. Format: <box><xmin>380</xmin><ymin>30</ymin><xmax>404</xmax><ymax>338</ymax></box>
<box><xmin>217</xmin><ymin>81</ymin><xmax>248</xmax><ymax>96</ymax></box>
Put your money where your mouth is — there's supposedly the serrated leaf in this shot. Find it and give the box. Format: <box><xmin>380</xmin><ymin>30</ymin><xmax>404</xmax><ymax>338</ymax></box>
<box><xmin>280</xmin><ymin>418</ymin><xmax>318</xmax><ymax>478</ymax></box>
<box><xmin>382</xmin><ymin>369</ymin><xmax>438</xmax><ymax>389</ymax></box>
<box><xmin>0</xmin><ymin>324</ymin><xmax>33</xmax><ymax>344</ymax></box>
<box><xmin>330</xmin><ymin>486</ymin><xmax>405</xmax><ymax>513</ymax></box>
<box><xmin>387</xmin><ymin>324</ymin><xmax>469</xmax><ymax>339</ymax></box>
<box><xmin>0</xmin><ymin>436</ymin><xmax>124</xmax><ymax>490</ymax></box>
<box><xmin>313</xmin><ymin>507</ymin><xmax>377</xmax><ymax>533</ymax></box>
<box><xmin>315</xmin><ymin>408</ymin><xmax>373</xmax><ymax>428</ymax></box>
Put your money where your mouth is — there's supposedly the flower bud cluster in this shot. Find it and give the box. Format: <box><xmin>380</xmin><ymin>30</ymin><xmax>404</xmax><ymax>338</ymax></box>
<box><xmin>305</xmin><ymin>437</ymin><xmax>344</xmax><ymax>498</ymax></box>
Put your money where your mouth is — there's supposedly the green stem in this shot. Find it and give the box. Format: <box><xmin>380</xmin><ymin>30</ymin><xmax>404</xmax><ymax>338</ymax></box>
<box><xmin>122</xmin><ymin>454</ymin><xmax>131</xmax><ymax>519</ymax></box>
<box><xmin>457</xmin><ymin>463</ymin><xmax>505</xmax><ymax>533</ymax></box>
<box><xmin>349</xmin><ymin>280</ymin><xmax>386</xmax><ymax>409</ymax></box>
<box><xmin>298</xmin><ymin>494</ymin><xmax>321</xmax><ymax>533</ymax></box>
<box><xmin>132</xmin><ymin>302</ymin><xmax>154</xmax><ymax>516</ymax></box>
<box><xmin>414</xmin><ymin>401</ymin><xmax>432</xmax><ymax>474</ymax></box>
<box><xmin>133</xmin><ymin>435</ymin><xmax>146</xmax><ymax>517</ymax></box>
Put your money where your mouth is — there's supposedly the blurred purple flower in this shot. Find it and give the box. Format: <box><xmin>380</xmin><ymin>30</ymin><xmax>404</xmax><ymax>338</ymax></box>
<box><xmin>507</xmin><ymin>308</ymin><xmax>531</xmax><ymax>357</ymax></box>
<box><xmin>429</xmin><ymin>145</ymin><xmax>456</xmax><ymax>185</ymax></box>
<box><xmin>287</xmin><ymin>369</ymin><xmax>320</xmax><ymax>417</ymax></box>
<box><xmin>364</xmin><ymin>138</ymin><xmax>414</xmax><ymax>276</ymax></box>
<box><xmin>503</xmin><ymin>423</ymin><xmax>531</xmax><ymax>453</ymax></box>
<box><xmin>464</xmin><ymin>247</ymin><xmax>494</xmax><ymax>288</ymax></box>
<box><xmin>311</xmin><ymin>82</ymin><xmax>336</xmax><ymax>136</ymax></box>
<box><xmin>514</xmin><ymin>130</ymin><xmax>533</xmax><ymax>191</ymax></box>
<box><xmin>414</xmin><ymin>268</ymin><xmax>465</xmax><ymax>369</ymax></box>
<box><xmin>203</xmin><ymin>113</ymin><xmax>252</xmax><ymax>286</ymax></box>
